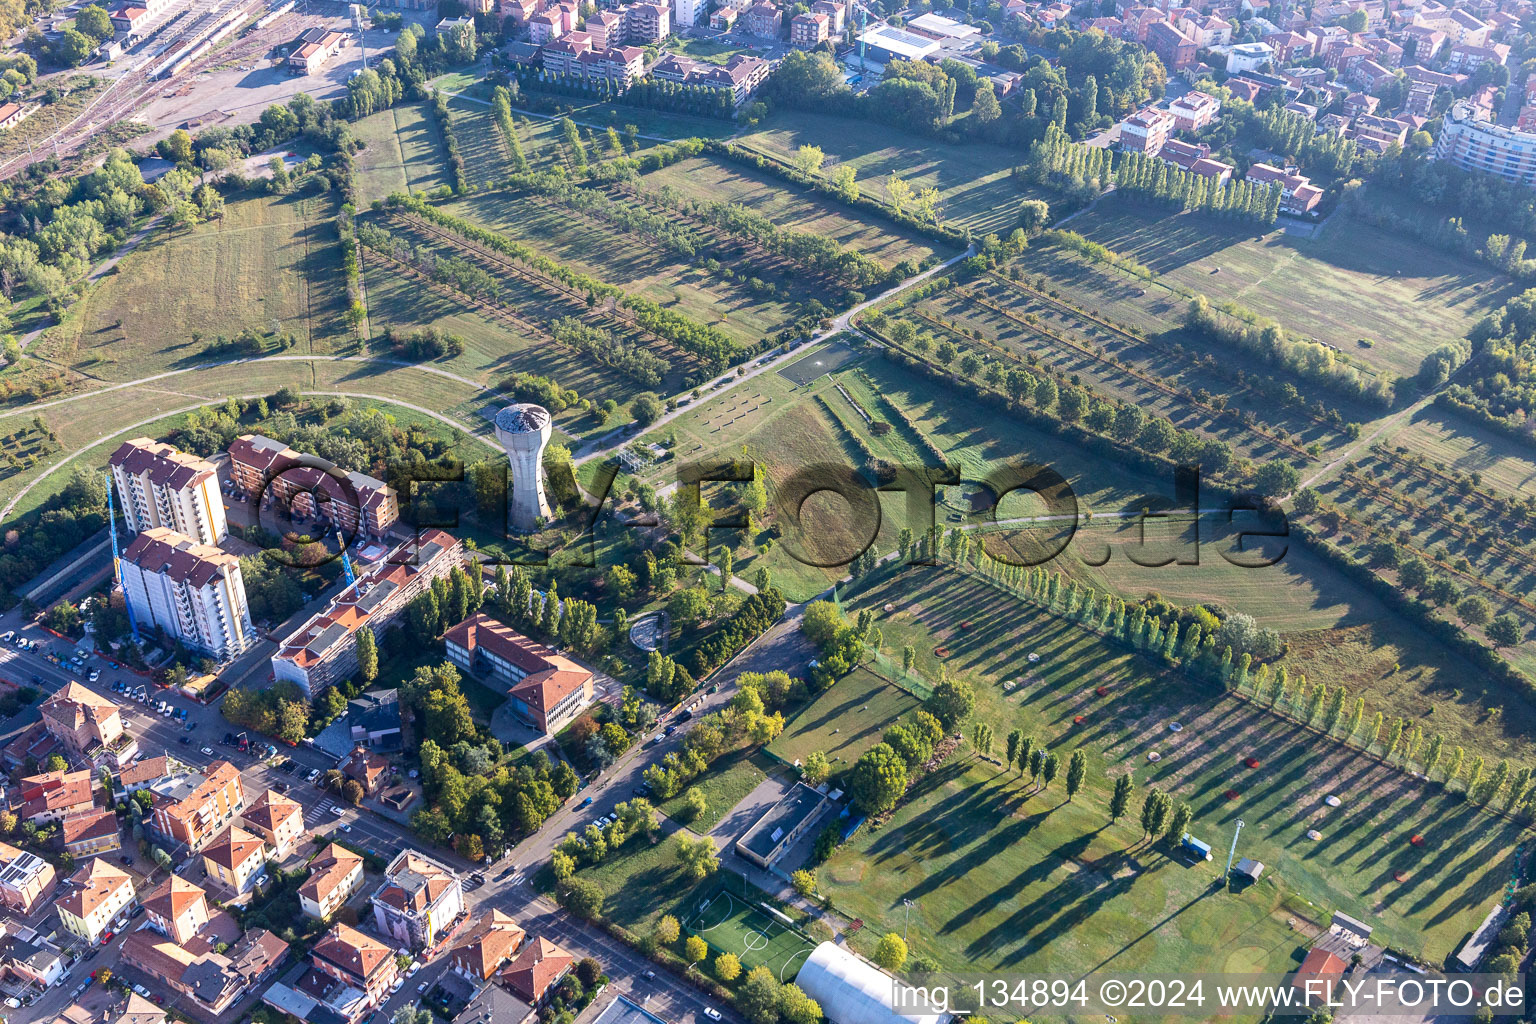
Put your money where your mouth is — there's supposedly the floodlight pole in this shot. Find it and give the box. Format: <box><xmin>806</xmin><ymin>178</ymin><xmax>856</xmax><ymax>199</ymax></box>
<box><xmin>902</xmin><ymin>898</ymin><xmax>912</xmax><ymax>940</ymax></box>
<box><xmin>1224</xmin><ymin>818</ymin><xmax>1246</xmax><ymax>879</ymax></box>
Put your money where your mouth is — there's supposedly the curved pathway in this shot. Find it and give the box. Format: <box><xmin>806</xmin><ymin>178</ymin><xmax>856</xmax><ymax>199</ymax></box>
<box><xmin>0</xmin><ymin>385</ymin><xmax>500</xmax><ymax>520</ymax></box>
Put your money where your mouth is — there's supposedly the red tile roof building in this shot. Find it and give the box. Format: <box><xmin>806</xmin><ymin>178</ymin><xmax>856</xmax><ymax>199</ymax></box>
<box><xmin>8</xmin><ymin>769</ymin><xmax>95</xmax><ymax>825</ymax></box>
<box><xmin>120</xmin><ymin>528</ymin><xmax>253</xmax><ymax>660</ymax></box>
<box><xmin>107</xmin><ymin>438</ymin><xmax>226</xmax><ymax>545</ymax></box>
<box><xmin>227</xmin><ymin>434</ymin><xmax>399</xmax><ymax>541</ymax></box>
<box><xmin>60</xmin><ymin>808</ymin><xmax>122</xmax><ymax>858</ymax></box>
<box><xmin>500</xmin><ymin>936</ymin><xmax>575</xmax><ymax>1003</ymax></box>
<box><xmin>311</xmin><ymin>922</ymin><xmax>399</xmax><ymax>1009</ymax></box>
<box><xmin>143</xmin><ymin>875</ymin><xmax>211</xmax><ymax>944</ymax></box>
<box><xmin>148</xmin><ymin>759</ymin><xmax>246</xmax><ymax>852</ymax></box>
<box><xmin>370</xmin><ymin>850</ymin><xmax>464</xmax><ymax>951</ymax></box>
<box><xmin>449</xmin><ymin>909</ymin><xmax>527</xmax><ymax>982</ymax></box>
<box><xmin>272</xmin><ymin>530</ymin><xmax>465</xmax><ymax>697</ymax></box>
<box><xmin>443</xmin><ymin>613</ymin><xmax>594</xmax><ymax>734</ymax></box>
<box><xmin>299</xmin><ymin>843</ymin><xmax>365</xmax><ymax>921</ymax></box>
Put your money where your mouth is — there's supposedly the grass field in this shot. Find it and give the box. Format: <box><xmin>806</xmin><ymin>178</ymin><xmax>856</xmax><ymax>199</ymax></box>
<box><xmin>684</xmin><ymin>885</ymin><xmax>819</xmax><ymax>983</ymax></box>
<box><xmin>642</xmin><ymin>155</ymin><xmax>943</xmax><ymax>271</ymax></box>
<box><xmin>735</xmin><ymin>112</ymin><xmax>1051</xmax><ymax>235</ymax></box>
<box><xmin>1063</xmin><ymin>201</ymin><xmax>1516</xmax><ymax>380</ymax></box>
<box><xmin>33</xmin><ymin>192</ymin><xmax>350</xmax><ymax>379</ymax></box>
<box><xmin>1391</xmin><ymin>407</ymin><xmax>1536</xmax><ymax>499</ymax></box>
<box><xmin>394</xmin><ymin>101</ymin><xmax>453</xmax><ymax>195</ymax></box>
<box><xmin>659</xmin><ymin>748</ymin><xmax>781</xmax><ymax>832</ymax></box>
<box><xmin>822</xmin><ymin>568</ymin><xmax>1525</xmax><ymax>970</ymax></box>
<box><xmin>353</xmin><ymin>108</ymin><xmax>412</xmax><ymax>205</ymax></box>
<box><xmin>768</xmin><ymin>666</ymin><xmax>921</xmax><ymax>768</ymax></box>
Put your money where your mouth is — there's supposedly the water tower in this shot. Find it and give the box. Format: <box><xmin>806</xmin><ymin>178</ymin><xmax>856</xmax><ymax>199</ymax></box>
<box><xmin>494</xmin><ymin>403</ymin><xmax>554</xmax><ymax>532</ymax></box>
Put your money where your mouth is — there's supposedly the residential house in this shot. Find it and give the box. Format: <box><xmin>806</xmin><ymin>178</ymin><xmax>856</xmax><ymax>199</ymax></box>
<box><xmin>241</xmin><ymin>790</ymin><xmax>305</xmax><ymax>859</ymax></box>
<box><xmin>745</xmin><ymin>1</ymin><xmax>781</xmax><ymax>37</ymax></box>
<box><xmin>60</xmin><ymin>809</ymin><xmax>121</xmax><ymax>859</ymax></box>
<box><xmin>1226</xmin><ymin>40</ymin><xmax>1274</xmax><ymax>72</ymax></box>
<box><xmin>1245</xmin><ymin>162</ymin><xmax>1323</xmax><ymax>213</ymax></box>
<box><xmin>120</xmin><ymin>528</ymin><xmax>253</xmax><ymax>660</ymax></box>
<box><xmin>8</xmin><ymin>769</ymin><xmax>94</xmax><ymax>825</ymax></box>
<box><xmin>1146</xmin><ymin>20</ymin><xmax>1196</xmax><ymax>68</ymax></box>
<box><xmin>529</xmin><ymin>10</ymin><xmax>563</xmax><ymax>42</ymax></box>
<box><xmin>452</xmin><ymin>985</ymin><xmax>534</xmax><ymax>1024</ymax></box>
<box><xmin>0</xmin><ymin>843</ymin><xmax>57</xmax><ymax>915</ymax></box>
<box><xmin>299</xmin><ymin>843</ymin><xmax>365</xmax><ymax>921</ymax></box>
<box><xmin>120</xmin><ymin>926</ymin><xmax>287</xmax><ymax>1022</ymax></box>
<box><xmin>443</xmin><ymin>614</ymin><xmax>594</xmax><ymax>735</ymax></box>
<box><xmin>1168</xmin><ymin>90</ymin><xmax>1220</xmax><ymax>131</ymax></box>
<box><xmin>500</xmin><ymin>937</ymin><xmax>574</xmax><ymax>1005</ymax></box>
<box><xmin>57</xmin><ymin>858</ymin><xmax>136</xmax><ymax>943</ymax></box>
<box><xmin>118</xmin><ymin>754</ymin><xmax>190</xmax><ymax>795</ymax></box>
<box><xmin>1341</xmin><ymin>91</ymin><xmax>1379</xmax><ymax>117</ymax></box>
<box><xmin>709</xmin><ymin>6</ymin><xmax>737</xmax><ymax>28</ymax></box>
<box><xmin>1157</xmin><ymin>137</ymin><xmax>1210</xmax><ymax>170</ymax></box>
<box><xmin>648</xmin><ymin>52</ymin><xmax>771</xmax><ymax>105</ymax></box>
<box><xmin>0</xmin><ymin>924</ymin><xmax>65</xmax><ymax>989</ymax></box>
<box><xmin>1189</xmin><ymin>157</ymin><xmax>1235</xmax><ymax>182</ymax></box>
<box><xmin>143</xmin><ymin>875</ymin><xmax>211</xmax><ymax>945</ymax></box>
<box><xmin>201</xmin><ymin>825</ymin><xmax>268</xmax><ymax>894</ymax></box>
<box><xmin>148</xmin><ymin>758</ymin><xmax>246</xmax><ymax>852</ymax></box>
<box><xmin>448</xmin><ymin>909</ymin><xmax>526</xmax><ymax>983</ymax></box>
<box><xmin>1119</xmin><ymin>106</ymin><xmax>1175</xmax><ymax>154</ymax></box>
<box><xmin>107</xmin><ymin>438</ymin><xmax>226</xmax><ymax>545</ymax></box>
<box><xmin>346</xmin><ymin>689</ymin><xmax>402</xmax><ymax>751</ymax></box>
<box><xmin>811</xmin><ymin>0</ymin><xmax>844</xmax><ymax>32</ymax></box>
<box><xmin>1445</xmin><ymin>42</ymin><xmax>1509</xmax><ymax>73</ymax></box>
<box><xmin>790</xmin><ymin>10</ymin><xmax>829</xmax><ymax>47</ymax></box>
<box><xmin>341</xmin><ymin>746</ymin><xmax>390</xmax><ymax>796</ymax></box>
<box><xmin>371</xmin><ymin>850</ymin><xmax>464</xmax><ymax>951</ymax></box>
<box><xmin>40</xmin><ymin>683</ymin><xmax>129</xmax><ymax>764</ymax></box>
<box><xmin>310</xmin><ymin>923</ymin><xmax>399</xmax><ymax>1010</ymax></box>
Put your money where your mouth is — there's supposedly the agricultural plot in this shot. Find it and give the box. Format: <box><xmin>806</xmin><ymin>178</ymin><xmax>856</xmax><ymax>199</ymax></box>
<box><xmin>908</xmin><ymin>280</ymin><xmax>1301</xmax><ymax>467</ymax></box>
<box><xmin>768</xmin><ymin>665</ymin><xmax>920</xmax><ymax>768</ymax></box>
<box><xmin>930</xmin><ymin>269</ymin><xmax>1349</xmax><ymax>453</ymax></box>
<box><xmin>825</xmin><ymin>568</ymin><xmax>1525</xmax><ymax>967</ymax></box>
<box><xmin>642</xmin><ymin>155</ymin><xmax>943</xmax><ymax>270</ymax></box>
<box><xmin>393</xmin><ymin>101</ymin><xmax>454</xmax><ymax>195</ymax></box>
<box><xmin>736</xmin><ymin>112</ymin><xmax>1050</xmax><ymax>235</ymax></box>
<box><xmin>1391</xmin><ymin>408</ymin><xmax>1536</xmax><ymax>500</ymax></box>
<box><xmin>362</xmin><ymin>255</ymin><xmax>673</xmax><ymax>409</ymax></box>
<box><xmin>1063</xmin><ymin>202</ymin><xmax>1515</xmax><ymax>380</ymax></box>
<box><xmin>34</xmin><ymin>193</ymin><xmax>350</xmax><ymax>380</ymax></box>
<box><xmin>442</xmin><ymin>189</ymin><xmax>815</xmax><ymax>347</ymax></box>
<box><xmin>447</xmin><ymin>95</ymin><xmax>588</xmax><ymax>185</ymax></box>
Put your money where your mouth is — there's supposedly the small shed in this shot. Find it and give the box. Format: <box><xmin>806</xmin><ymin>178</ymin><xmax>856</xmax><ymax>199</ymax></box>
<box><xmin>1233</xmin><ymin>857</ymin><xmax>1264</xmax><ymax>882</ymax></box>
<box><xmin>1180</xmin><ymin>833</ymin><xmax>1213</xmax><ymax>861</ymax></box>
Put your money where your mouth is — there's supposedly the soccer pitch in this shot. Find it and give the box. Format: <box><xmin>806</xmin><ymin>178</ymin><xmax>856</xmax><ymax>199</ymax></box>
<box><xmin>685</xmin><ymin>887</ymin><xmax>819</xmax><ymax>983</ymax></box>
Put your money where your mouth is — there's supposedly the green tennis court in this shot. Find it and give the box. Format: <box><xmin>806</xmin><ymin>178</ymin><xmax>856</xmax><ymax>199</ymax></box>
<box><xmin>684</xmin><ymin>886</ymin><xmax>818</xmax><ymax>983</ymax></box>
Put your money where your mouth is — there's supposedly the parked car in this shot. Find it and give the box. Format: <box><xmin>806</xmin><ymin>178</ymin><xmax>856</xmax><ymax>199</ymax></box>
<box><xmin>200</xmin><ymin>746</ymin><xmax>213</xmax><ymax>756</ymax></box>
<box><xmin>307</xmin><ymin>769</ymin><xmax>321</xmax><ymax>783</ymax></box>
<box><xmin>704</xmin><ymin>1008</ymin><xmax>722</xmax><ymax>1020</ymax></box>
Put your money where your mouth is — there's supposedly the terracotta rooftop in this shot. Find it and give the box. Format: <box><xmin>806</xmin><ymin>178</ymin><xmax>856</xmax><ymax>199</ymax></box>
<box><xmin>122</xmin><ymin>527</ymin><xmax>240</xmax><ymax>589</ymax></box>
<box><xmin>58</xmin><ymin>858</ymin><xmax>132</xmax><ymax>920</ymax></box>
<box><xmin>107</xmin><ymin>438</ymin><xmax>217</xmax><ymax>490</ymax></box>
<box><xmin>142</xmin><ymin>874</ymin><xmax>207</xmax><ymax>921</ymax></box>
<box><xmin>299</xmin><ymin>843</ymin><xmax>363</xmax><ymax>904</ymax></box>
<box><xmin>202</xmin><ymin>825</ymin><xmax>266</xmax><ymax>870</ymax></box>
<box><xmin>312</xmin><ymin>922</ymin><xmax>392</xmax><ymax>983</ymax></box>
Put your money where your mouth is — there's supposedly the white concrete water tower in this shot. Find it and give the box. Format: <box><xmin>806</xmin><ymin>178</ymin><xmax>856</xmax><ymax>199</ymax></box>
<box><xmin>494</xmin><ymin>403</ymin><xmax>554</xmax><ymax>532</ymax></box>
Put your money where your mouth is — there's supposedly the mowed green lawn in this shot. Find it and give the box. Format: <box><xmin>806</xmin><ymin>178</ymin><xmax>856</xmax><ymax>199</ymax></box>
<box><xmin>735</xmin><ymin>111</ymin><xmax>1051</xmax><ymax>235</ymax></box>
<box><xmin>353</xmin><ymin>108</ymin><xmax>412</xmax><ymax>205</ymax></box>
<box><xmin>768</xmin><ymin>666</ymin><xmax>921</xmax><ymax>768</ymax></box>
<box><xmin>1064</xmin><ymin>202</ymin><xmax>1516</xmax><ymax>380</ymax></box>
<box><xmin>823</xmin><ymin>568</ymin><xmax>1522</xmax><ymax>970</ymax></box>
<box><xmin>642</xmin><ymin>156</ymin><xmax>943</xmax><ymax>270</ymax></box>
<box><xmin>35</xmin><ymin>192</ymin><xmax>349</xmax><ymax>379</ymax></box>
<box><xmin>441</xmin><ymin>189</ymin><xmax>805</xmax><ymax>347</ymax></box>
<box><xmin>1391</xmin><ymin>406</ymin><xmax>1536</xmax><ymax>500</ymax></box>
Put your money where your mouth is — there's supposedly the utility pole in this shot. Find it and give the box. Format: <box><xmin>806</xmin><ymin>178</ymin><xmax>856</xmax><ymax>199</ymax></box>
<box><xmin>1224</xmin><ymin>818</ymin><xmax>1246</xmax><ymax>879</ymax></box>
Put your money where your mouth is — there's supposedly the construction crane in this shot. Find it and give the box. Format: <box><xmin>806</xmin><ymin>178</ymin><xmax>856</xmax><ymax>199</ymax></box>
<box><xmin>336</xmin><ymin>530</ymin><xmax>357</xmax><ymax>589</ymax></box>
<box><xmin>858</xmin><ymin>5</ymin><xmax>868</xmax><ymax>75</ymax></box>
<box><xmin>104</xmin><ymin>472</ymin><xmax>142</xmax><ymax>646</ymax></box>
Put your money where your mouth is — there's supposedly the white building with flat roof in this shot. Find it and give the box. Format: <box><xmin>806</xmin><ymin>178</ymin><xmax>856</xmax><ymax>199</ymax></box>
<box><xmin>1435</xmin><ymin>99</ymin><xmax>1536</xmax><ymax>185</ymax></box>
<box><xmin>856</xmin><ymin>24</ymin><xmax>940</xmax><ymax>63</ymax></box>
